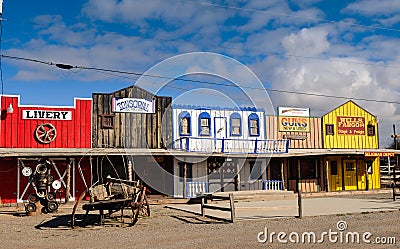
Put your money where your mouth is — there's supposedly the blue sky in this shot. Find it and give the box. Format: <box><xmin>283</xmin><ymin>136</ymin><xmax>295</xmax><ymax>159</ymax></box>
<box><xmin>1</xmin><ymin>0</ymin><xmax>400</xmax><ymax>147</ymax></box>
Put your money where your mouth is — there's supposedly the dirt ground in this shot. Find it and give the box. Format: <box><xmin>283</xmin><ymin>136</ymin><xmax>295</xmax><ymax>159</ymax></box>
<box><xmin>0</xmin><ymin>192</ymin><xmax>399</xmax><ymax>249</ymax></box>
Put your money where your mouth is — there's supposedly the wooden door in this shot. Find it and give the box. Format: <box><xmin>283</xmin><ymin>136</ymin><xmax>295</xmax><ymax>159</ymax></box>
<box><xmin>343</xmin><ymin>160</ymin><xmax>357</xmax><ymax>190</ymax></box>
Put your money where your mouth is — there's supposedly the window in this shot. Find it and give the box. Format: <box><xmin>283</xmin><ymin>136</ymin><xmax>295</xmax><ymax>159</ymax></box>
<box><xmin>178</xmin><ymin>162</ymin><xmax>193</xmax><ymax>182</ymax></box>
<box><xmin>326</xmin><ymin>124</ymin><xmax>334</xmax><ymax>135</ymax></box>
<box><xmin>179</xmin><ymin>112</ymin><xmax>191</xmax><ymax>136</ymax></box>
<box><xmin>331</xmin><ymin>161</ymin><xmax>338</xmax><ymax>175</ymax></box>
<box><xmin>250</xmin><ymin>161</ymin><xmax>263</xmax><ymax>180</ymax></box>
<box><xmin>100</xmin><ymin>114</ymin><xmax>115</xmax><ymax>129</ymax></box>
<box><xmin>230</xmin><ymin>113</ymin><xmax>242</xmax><ymax>136</ymax></box>
<box><xmin>366</xmin><ymin>161</ymin><xmax>373</xmax><ymax>174</ymax></box>
<box><xmin>300</xmin><ymin>158</ymin><xmax>317</xmax><ymax>179</ymax></box>
<box><xmin>248</xmin><ymin>113</ymin><xmax>260</xmax><ymax>136</ymax></box>
<box><xmin>346</xmin><ymin>162</ymin><xmax>355</xmax><ymax>171</ymax></box>
<box><xmin>367</xmin><ymin>125</ymin><xmax>375</xmax><ymax>136</ymax></box>
<box><xmin>198</xmin><ymin>112</ymin><xmax>211</xmax><ymax>136</ymax></box>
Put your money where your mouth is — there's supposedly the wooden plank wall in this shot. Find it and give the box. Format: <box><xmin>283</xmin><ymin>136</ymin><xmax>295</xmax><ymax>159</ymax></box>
<box><xmin>322</xmin><ymin>101</ymin><xmax>378</xmax><ymax>149</ymax></box>
<box><xmin>265</xmin><ymin>116</ymin><xmax>323</xmax><ymax>149</ymax></box>
<box><xmin>92</xmin><ymin>86</ymin><xmax>172</xmax><ymax>149</ymax></box>
<box><xmin>0</xmin><ymin>96</ymin><xmax>92</xmax><ymax>148</ymax></box>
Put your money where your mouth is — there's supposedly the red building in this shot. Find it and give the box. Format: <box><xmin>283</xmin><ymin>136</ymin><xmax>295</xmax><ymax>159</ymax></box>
<box><xmin>0</xmin><ymin>95</ymin><xmax>92</xmax><ymax>148</ymax></box>
<box><xmin>0</xmin><ymin>95</ymin><xmax>92</xmax><ymax>204</ymax></box>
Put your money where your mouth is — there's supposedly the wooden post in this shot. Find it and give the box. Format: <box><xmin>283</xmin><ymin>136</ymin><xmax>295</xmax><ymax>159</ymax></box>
<box><xmin>229</xmin><ymin>193</ymin><xmax>235</xmax><ymax>223</ymax></box>
<box><xmin>365</xmin><ymin>160</ymin><xmax>369</xmax><ymax>191</ymax></box>
<box><xmin>183</xmin><ymin>162</ymin><xmax>187</xmax><ymax>198</ymax></box>
<box><xmin>297</xmin><ymin>159</ymin><xmax>301</xmax><ymax>193</ymax></box>
<box><xmin>392</xmin><ymin>125</ymin><xmax>398</xmax><ymax>201</ymax></box>
<box><xmin>280</xmin><ymin>159</ymin><xmax>285</xmax><ymax>190</ymax></box>
<box><xmin>326</xmin><ymin>160</ymin><xmax>330</xmax><ymax>192</ymax></box>
<box><xmin>201</xmin><ymin>197</ymin><xmax>205</xmax><ymax>217</ymax></box>
<box><xmin>235</xmin><ymin>160</ymin><xmax>241</xmax><ymax>191</ymax></box>
<box><xmin>297</xmin><ymin>188</ymin><xmax>303</xmax><ymax>219</ymax></box>
<box><xmin>65</xmin><ymin>158</ymin><xmax>71</xmax><ymax>204</ymax></box>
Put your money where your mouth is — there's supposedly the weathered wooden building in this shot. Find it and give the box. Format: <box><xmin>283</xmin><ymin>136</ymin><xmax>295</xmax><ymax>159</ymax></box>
<box><xmin>322</xmin><ymin>101</ymin><xmax>381</xmax><ymax>191</ymax></box>
<box><xmin>265</xmin><ymin>111</ymin><xmax>324</xmax><ymax>193</ymax></box>
<box><xmin>92</xmin><ymin>85</ymin><xmax>172</xmax><ymax>149</ymax></box>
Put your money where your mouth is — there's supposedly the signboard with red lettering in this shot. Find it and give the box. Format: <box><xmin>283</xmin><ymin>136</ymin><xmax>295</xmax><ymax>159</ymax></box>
<box><xmin>278</xmin><ymin>107</ymin><xmax>310</xmax><ymax>132</ymax></box>
<box><xmin>337</xmin><ymin>116</ymin><xmax>365</xmax><ymax>135</ymax></box>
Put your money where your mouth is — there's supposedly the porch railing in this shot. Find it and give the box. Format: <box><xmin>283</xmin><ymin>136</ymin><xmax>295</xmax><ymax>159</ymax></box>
<box><xmin>186</xmin><ymin>182</ymin><xmax>209</xmax><ymax>198</ymax></box>
<box><xmin>174</xmin><ymin>137</ymin><xmax>289</xmax><ymax>154</ymax></box>
<box><xmin>263</xmin><ymin>180</ymin><xmax>284</xmax><ymax>190</ymax></box>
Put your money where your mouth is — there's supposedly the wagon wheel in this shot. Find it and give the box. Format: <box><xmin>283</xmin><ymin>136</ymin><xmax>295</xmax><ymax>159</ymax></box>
<box><xmin>35</xmin><ymin>123</ymin><xmax>57</xmax><ymax>144</ymax></box>
<box><xmin>130</xmin><ymin>187</ymin><xmax>150</xmax><ymax>225</ymax></box>
<box><xmin>140</xmin><ymin>191</ymin><xmax>150</xmax><ymax>217</ymax></box>
<box><xmin>71</xmin><ymin>190</ymin><xmax>89</xmax><ymax>229</ymax></box>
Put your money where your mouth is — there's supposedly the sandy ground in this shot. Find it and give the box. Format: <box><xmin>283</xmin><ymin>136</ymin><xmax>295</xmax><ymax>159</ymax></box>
<box><xmin>0</xmin><ymin>192</ymin><xmax>399</xmax><ymax>249</ymax></box>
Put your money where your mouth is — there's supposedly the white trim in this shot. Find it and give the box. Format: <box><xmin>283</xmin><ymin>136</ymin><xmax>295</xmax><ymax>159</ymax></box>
<box><xmin>1</xmin><ymin>94</ymin><xmax>91</xmax><ymax>109</ymax></box>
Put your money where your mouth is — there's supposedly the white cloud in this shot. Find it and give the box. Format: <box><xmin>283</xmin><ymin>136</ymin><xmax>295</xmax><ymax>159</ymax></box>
<box><xmin>343</xmin><ymin>0</ymin><xmax>400</xmax><ymax>17</ymax></box>
<box><xmin>282</xmin><ymin>27</ymin><xmax>330</xmax><ymax>56</ymax></box>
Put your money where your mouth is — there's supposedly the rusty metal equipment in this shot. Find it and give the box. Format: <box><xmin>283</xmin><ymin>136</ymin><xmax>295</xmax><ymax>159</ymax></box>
<box><xmin>71</xmin><ymin>176</ymin><xmax>150</xmax><ymax>228</ymax></box>
<box><xmin>22</xmin><ymin>159</ymin><xmax>60</xmax><ymax>214</ymax></box>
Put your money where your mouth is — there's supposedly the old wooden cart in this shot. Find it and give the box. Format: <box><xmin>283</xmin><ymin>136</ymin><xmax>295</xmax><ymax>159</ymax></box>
<box><xmin>71</xmin><ymin>177</ymin><xmax>150</xmax><ymax>228</ymax></box>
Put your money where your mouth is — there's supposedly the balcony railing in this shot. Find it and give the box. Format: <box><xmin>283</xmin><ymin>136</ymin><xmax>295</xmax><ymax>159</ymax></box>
<box><xmin>173</xmin><ymin>137</ymin><xmax>289</xmax><ymax>154</ymax></box>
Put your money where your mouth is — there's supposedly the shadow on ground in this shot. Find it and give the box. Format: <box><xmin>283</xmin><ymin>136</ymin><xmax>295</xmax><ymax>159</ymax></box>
<box><xmin>34</xmin><ymin>214</ymin><xmax>100</xmax><ymax>230</ymax></box>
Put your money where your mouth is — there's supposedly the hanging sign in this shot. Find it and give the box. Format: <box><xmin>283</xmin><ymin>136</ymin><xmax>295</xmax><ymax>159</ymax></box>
<box><xmin>112</xmin><ymin>98</ymin><xmax>155</xmax><ymax>113</ymax></box>
<box><xmin>22</xmin><ymin>110</ymin><xmax>72</xmax><ymax>120</ymax></box>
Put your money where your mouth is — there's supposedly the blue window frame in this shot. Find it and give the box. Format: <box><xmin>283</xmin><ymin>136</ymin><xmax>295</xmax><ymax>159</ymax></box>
<box><xmin>230</xmin><ymin>112</ymin><xmax>242</xmax><ymax>136</ymax></box>
<box><xmin>179</xmin><ymin>111</ymin><xmax>191</xmax><ymax>136</ymax></box>
<box><xmin>248</xmin><ymin>113</ymin><xmax>260</xmax><ymax>136</ymax></box>
<box><xmin>198</xmin><ymin>112</ymin><xmax>211</xmax><ymax>136</ymax></box>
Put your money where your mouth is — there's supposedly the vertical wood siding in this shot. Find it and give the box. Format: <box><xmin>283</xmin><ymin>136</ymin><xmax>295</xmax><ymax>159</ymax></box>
<box><xmin>0</xmin><ymin>96</ymin><xmax>92</xmax><ymax>148</ymax></box>
<box><xmin>322</xmin><ymin>101</ymin><xmax>378</xmax><ymax>149</ymax></box>
<box><xmin>265</xmin><ymin>116</ymin><xmax>323</xmax><ymax>149</ymax></box>
<box><xmin>92</xmin><ymin>86</ymin><xmax>172</xmax><ymax>149</ymax></box>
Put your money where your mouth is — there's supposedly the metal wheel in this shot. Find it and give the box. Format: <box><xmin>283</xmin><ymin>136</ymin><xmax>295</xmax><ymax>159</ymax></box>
<box><xmin>71</xmin><ymin>190</ymin><xmax>88</xmax><ymax>229</ymax></box>
<box><xmin>46</xmin><ymin>192</ymin><xmax>56</xmax><ymax>201</ymax></box>
<box><xmin>130</xmin><ymin>187</ymin><xmax>150</xmax><ymax>225</ymax></box>
<box><xmin>47</xmin><ymin>201</ymin><xmax>58</xmax><ymax>213</ymax></box>
<box><xmin>28</xmin><ymin>193</ymin><xmax>39</xmax><ymax>203</ymax></box>
<box><xmin>140</xmin><ymin>192</ymin><xmax>150</xmax><ymax>217</ymax></box>
<box><xmin>25</xmin><ymin>203</ymin><xmax>37</xmax><ymax>213</ymax></box>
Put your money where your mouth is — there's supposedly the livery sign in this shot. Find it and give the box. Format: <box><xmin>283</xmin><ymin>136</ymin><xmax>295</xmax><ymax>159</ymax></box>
<box><xmin>22</xmin><ymin>110</ymin><xmax>72</xmax><ymax>120</ymax></box>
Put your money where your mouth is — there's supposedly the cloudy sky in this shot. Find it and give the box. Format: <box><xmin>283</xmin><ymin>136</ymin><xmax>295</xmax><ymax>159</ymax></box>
<box><xmin>1</xmin><ymin>0</ymin><xmax>400</xmax><ymax>147</ymax></box>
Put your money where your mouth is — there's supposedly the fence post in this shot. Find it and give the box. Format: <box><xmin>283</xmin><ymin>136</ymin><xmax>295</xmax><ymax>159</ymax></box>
<box><xmin>201</xmin><ymin>197</ymin><xmax>205</xmax><ymax>217</ymax></box>
<box><xmin>229</xmin><ymin>193</ymin><xmax>235</xmax><ymax>223</ymax></box>
<box><xmin>297</xmin><ymin>189</ymin><xmax>303</xmax><ymax>219</ymax></box>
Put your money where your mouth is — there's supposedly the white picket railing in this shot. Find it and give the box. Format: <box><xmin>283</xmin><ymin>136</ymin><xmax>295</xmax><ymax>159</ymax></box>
<box><xmin>186</xmin><ymin>182</ymin><xmax>209</xmax><ymax>198</ymax></box>
<box><xmin>263</xmin><ymin>180</ymin><xmax>284</xmax><ymax>190</ymax></box>
<box><xmin>174</xmin><ymin>137</ymin><xmax>289</xmax><ymax>154</ymax></box>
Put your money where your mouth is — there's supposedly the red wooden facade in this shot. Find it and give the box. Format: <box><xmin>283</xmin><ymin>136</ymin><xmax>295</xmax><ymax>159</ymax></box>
<box><xmin>0</xmin><ymin>95</ymin><xmax>92</xmax><ymax>148</ymax></box>
<box><xmin>0</xmin><ymin>157</ymin><xmax>92</xmax><ymax>204</ymax></box>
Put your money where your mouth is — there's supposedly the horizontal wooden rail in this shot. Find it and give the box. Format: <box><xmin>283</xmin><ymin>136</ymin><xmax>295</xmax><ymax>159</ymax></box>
<box><xmin>200</xmin><ymin>193</ymin><xmax>235</xmax><ymax>223</ymax></box>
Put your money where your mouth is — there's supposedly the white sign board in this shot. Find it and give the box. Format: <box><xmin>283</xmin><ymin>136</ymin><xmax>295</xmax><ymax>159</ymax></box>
<box><xmin>22</xmin><ymin>110</ymin><xmax>72</xmax><ymax>120</ymax></box>
<box><xmin>112</xmin><ymin>98</ymin><xmax>155</xmax><ymax>113</ymax></box>
<box><xmin>278</xmin><ymin>107</ymin><xmax>310</xmax><ymax>117</ymax></box>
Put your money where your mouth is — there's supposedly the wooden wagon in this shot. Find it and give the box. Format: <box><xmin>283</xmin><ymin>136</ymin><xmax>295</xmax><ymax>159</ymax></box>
<box><xmin>71</xmin><ymin>177</ymin><xmax>150</xmax><ymax>228</ymax></box>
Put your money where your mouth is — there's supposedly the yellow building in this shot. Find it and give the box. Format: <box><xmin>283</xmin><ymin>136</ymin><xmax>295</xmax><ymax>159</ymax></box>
<box><xmin>322</xmin><ymin>101</ymin><xmax>380</xmax><ymax>191</ymax></box>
